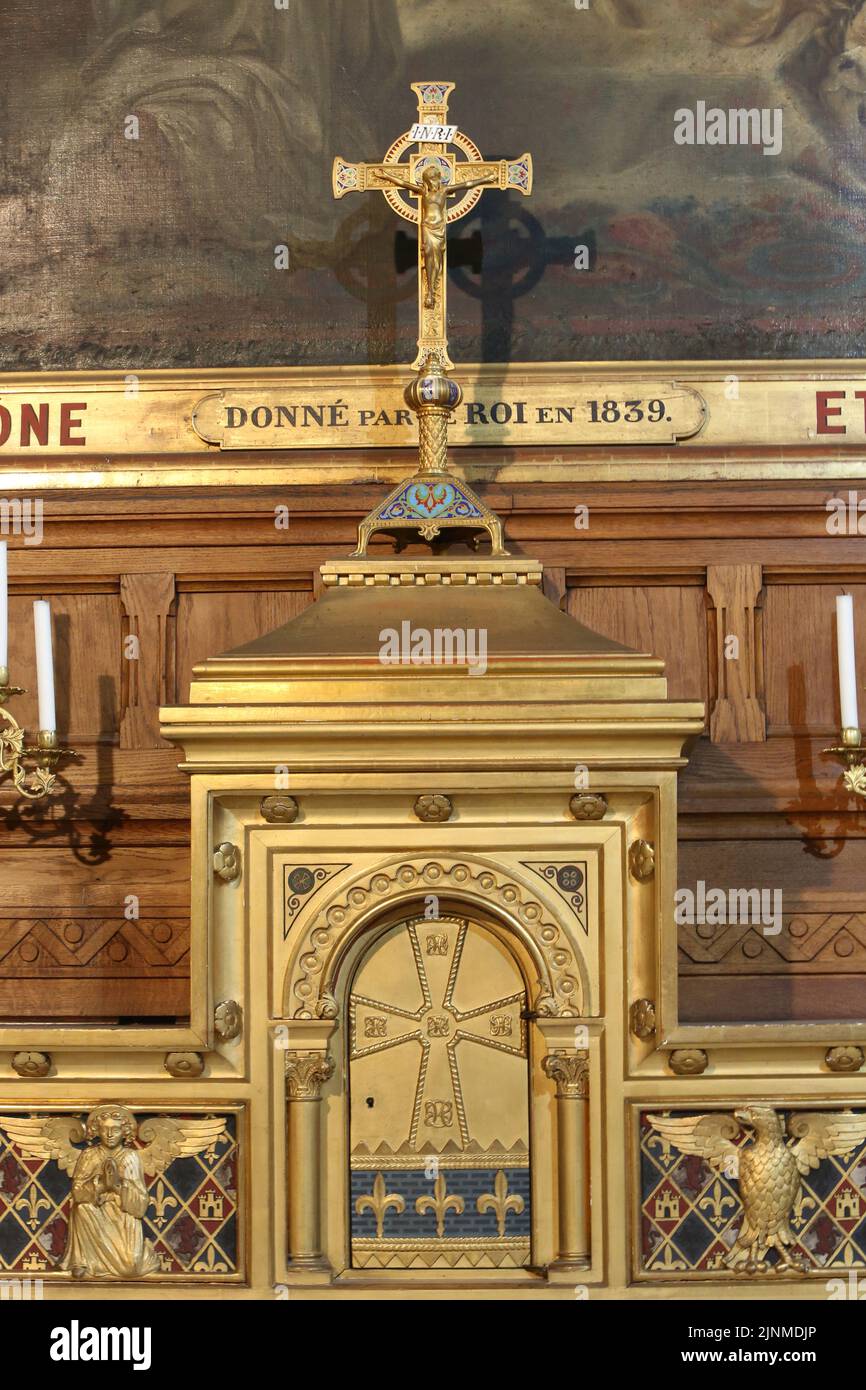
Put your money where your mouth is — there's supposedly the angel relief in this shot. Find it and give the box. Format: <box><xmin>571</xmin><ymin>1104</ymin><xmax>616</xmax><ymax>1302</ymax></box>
<box><xmin>0</xmin><ymin>1105</ymin><xmax>227</xmax><ymax>1280</ymax></box>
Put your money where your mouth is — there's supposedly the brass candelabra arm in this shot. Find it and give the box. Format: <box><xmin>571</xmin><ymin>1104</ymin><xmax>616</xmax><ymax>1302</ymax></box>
<box><xmin>0</xmin><ymin>707</ymin><xmax>76</xmax><ymax>802</ymax></box>
<box><xmin>823</xmin><ymin>727</ymin><xmax>866</xmax><ymax>799</ymax></box>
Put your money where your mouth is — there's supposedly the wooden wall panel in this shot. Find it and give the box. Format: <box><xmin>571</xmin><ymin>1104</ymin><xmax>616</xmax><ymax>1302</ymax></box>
<box><xmin>174</xmin><ymin>588</ymin><xmax>314</xmax><ymax>702</ymax></box>
<box><xmin>6</xmin><ymin>590</ymin><xmax>120</xmax><ymax>742</ymax></box>
<box><xmin>566</xmin><ymin>584</ymin><xmax>708</xmax><ymax>705</ymax></box>
<box><xmin>706</xmin><ymin>564</ymin><xmax>765</xmax><ymax>743</ymax></box>
<box><xmin>0</xmin><ymin>846</ymin><xmax>190</xmax><ymax>1020</ymax></box>
<box><xmin>678</xmin><ymin>837</ymin><xmax>866</xmax><ymax>1023</ymax></box>
<box><xmin>764</xmin><ymin>582</ymin><xmax>866</xmax><ymax>734</ymax></box>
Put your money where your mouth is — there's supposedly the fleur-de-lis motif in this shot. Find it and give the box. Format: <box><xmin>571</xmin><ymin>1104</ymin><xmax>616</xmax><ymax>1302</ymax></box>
<box><xmin>698</xmin><ymin>1180</ymin><xmax>738</xmax><ymax>1228</ymax></box>
<box><xmin>355</xmin><ymin>1172</ymin><xmax>406</xmax><ymax>1238</ymax></box>
<box><xmin>645</xmin><ymin>1131</ymin><xmax>677</xmax><ymax>1169</ymax></box>
<box><xmin>791</xmin><ymin>1188</ymin><xmax>818</xmax><ymax>1228</ymax></box>
<box><xmin>415</xmin><ymin>1172</ymin><xmax>465</xmax><ymax>1237</ymax></box>
<box><xmin>476</xmin><ymin>1170</ymin><xmax>525</xmax><ymax>1237</ymax></box>
<box><xmin>650</xmin><ymin>1241</ymin><xmax>688</xmax><ymax>1273</ymax></box>
<box><xmin>15</xmin><ymin>1183</ymin><xmax>51</xmax><ymax>1230</ymax></box>
<box><xmin>150</xmin><ymin>1179</ymin><xmax>179</xmax><ymax>1229</ymax></box>
<box><xmin>203</xmin><ymin>1137</ymin><xmax>226</xmax><ymax>1167</ymax></box>
<box><xmin>192</xmin><ymin>1243</ymin><xmax>230</xmax><ymax>1274</ymax></box>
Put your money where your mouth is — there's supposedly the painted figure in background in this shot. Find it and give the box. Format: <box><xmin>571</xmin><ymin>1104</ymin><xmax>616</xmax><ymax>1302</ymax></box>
<box><xmin>0</xmin><ymin>1106</ymin><xmax>226</xmax><ymax>1279</ymax></box>
<box><xmin>6</xmin><ymin>0</ymin><xmax>866</xmax><ymax>366</ymax></box>
<box><xmin>70</xmin><ymin>0</ymin><xmax>404</xmax><ymax>250</ymax></box>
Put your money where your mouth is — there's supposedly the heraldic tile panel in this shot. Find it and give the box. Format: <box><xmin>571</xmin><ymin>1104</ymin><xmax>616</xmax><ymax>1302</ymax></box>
<box><xmin>349</xmin><ymin>915</ymin><xmax>531</xmax><ymax>1269</ymax></box>
<box><xmin>0</xmin><ymin>1106</ymin><xmax>241</xmax><ymax>1283</ymax></box>
<box><xmin>639</xmin><ymin>1108</ymin><xmax>866</xmax><ymax>1280</ymax></box>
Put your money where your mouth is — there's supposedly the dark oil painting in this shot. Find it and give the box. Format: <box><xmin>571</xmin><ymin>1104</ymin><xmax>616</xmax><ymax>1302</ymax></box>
<box><xmin>2</xmin><ymin>0</ymin><xmax>866</xmax><ymax>369</ymax></box>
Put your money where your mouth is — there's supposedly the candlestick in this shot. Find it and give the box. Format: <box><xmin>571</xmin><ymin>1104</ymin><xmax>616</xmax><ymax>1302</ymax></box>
<box><xmin>836</xmin><ymin>594</ymin><xmax>859</xmax><ymax>733</ymax></box>
<box><xmin>0</xmin><ymin>541</ymin><xmax>7</xmax><ymax>673</ymax></box>
<box><xmin>0</xmin><ymin>594</ymin><xmax>72</xmax><ymax>800</ymax></box>
<box><xmin>32</xmin><ymin>600</ymin><xmax>56</xmax><ymax>734</ymax></box>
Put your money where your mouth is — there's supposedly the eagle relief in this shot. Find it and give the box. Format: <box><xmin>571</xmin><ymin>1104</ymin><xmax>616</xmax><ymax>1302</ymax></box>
<box><xmin>0</xmin><ymin>1105</ymin><xmax>229</xmax><ymax>1280</ymax></box>
<box><xmin>645</xmin><ymin>1106</ymin><xmax>866</xmax><ymax>1276</ymax></box>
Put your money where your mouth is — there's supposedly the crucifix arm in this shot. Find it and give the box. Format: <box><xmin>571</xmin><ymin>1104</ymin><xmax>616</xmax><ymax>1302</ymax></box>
<box><xmin>376</xmin><ymin>168</ymin><xmax>419</xmax><ymax>192</ymax></box>
<box><xmin>452</xmin><ymin>171</ymin><xmax>499</xmax><ymax>194</ymax></box>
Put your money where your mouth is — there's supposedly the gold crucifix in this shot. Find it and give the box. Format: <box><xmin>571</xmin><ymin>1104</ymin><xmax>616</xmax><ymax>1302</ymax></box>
<box><xmin>333</xmin><ymin>81</ymin><xmax>532</xmax><ymax>371</ymax></box>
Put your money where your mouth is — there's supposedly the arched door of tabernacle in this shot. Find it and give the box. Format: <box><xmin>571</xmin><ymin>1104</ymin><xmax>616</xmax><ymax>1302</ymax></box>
<box><xmin>348</xmin><ymin>913</ymin><xmax>532</xmax><ymax>1270</ymax></box>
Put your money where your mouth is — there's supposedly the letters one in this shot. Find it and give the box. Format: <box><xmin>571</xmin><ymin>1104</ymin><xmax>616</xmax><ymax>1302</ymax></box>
<box><xmin>0</xmin><ymin>401</ymin><xmax>87</xmax><ymax>447</ymax></box>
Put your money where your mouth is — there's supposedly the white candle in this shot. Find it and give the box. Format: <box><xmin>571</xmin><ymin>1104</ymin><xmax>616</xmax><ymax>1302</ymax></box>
<box><xmin>0</xmin><ymin>542</ymin><xmax>7</xmax><ymax>672</ymax></box>
<box><xmin>32</xmin><ymin>600</ymin><xmax>56</xmax><ymax>733</ymax></box>
<box><xmin>836</xmin><ymin>594</ymin><xmax>859</xmax><ymax>732</ymax></box>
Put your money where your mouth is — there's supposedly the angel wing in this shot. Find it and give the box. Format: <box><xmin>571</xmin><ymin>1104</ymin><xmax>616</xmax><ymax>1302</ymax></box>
<box><xmin>646</xmin><ymin>1112</ymin><xmax>740</xmax><ymax>1173</ymax></box>
<box><xmin>788</xmin><ymin>1111</ymin><xmax>866</xmax><ymax>1176</ymax></box>
<box><xmin>136</xmin><ymin>1116</ymin><xmax>228</xmax><ymax>1179</ymax></box>
<box><xmin>0</xmin><ymin>1115</ymin><xmax>85</xmax><ymax>1176</ymax></box>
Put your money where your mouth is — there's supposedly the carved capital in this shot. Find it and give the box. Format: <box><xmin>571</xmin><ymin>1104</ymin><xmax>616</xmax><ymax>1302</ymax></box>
<box><xmin>628</xmin><ymin>839</ymin><xmax>655</xmax><ymax>883</ymax></box>
<box><xmin>213</xmin><ymin>842</ymin><xmax>242</xmax><ymax>883</ymax></box>
<box><xmin>543</xmin><ymin>1049</ymin><xmax>589</xmax><ymax>1099</ymax></box>
<box><xmin>825</xmin><ymin>1044</ymin><xmax>864</xmax><ymax>1074</ymax></box>
<box><xmin>261</xmin><ymin>795</ymin><xmax>299</xmax><ymax>824</ymax></box>
<box><xmin>414</xmin><ymin>793</ymin><xmax>453</xmax><ymax>823</ymax></box>
<box><xmin>630</xmin><ymin>998</ymin><xmax>657</xmax><ymax>1040</ymax></box>
<box><xmin>11</xmin><ymin>1050</ymin><xmax>51</xmax><ymax>1079</ymax></box>
<box><xmin>214</xmin><ymin>999</ymin><xmax>242</xmax><ymax>1042</ymax></box>
<box><xmin>569</xmin><ymin>793</ymin><xmax>607</xmax><ymax>822</ymax></box>
<box><xmin>164</xmin><ymin>1051</ymin><xmax>205</xmax><ymax>1078</ymax></box>
<box><xmin>285</xmin><ymin>1050</ymin><xmax>334</xmax><ymax>1100</ymax></box>
<box><xmin>668</xmin><ymin>1048</ymin><xmax>709</xmax><ymax>1076</ymax></box>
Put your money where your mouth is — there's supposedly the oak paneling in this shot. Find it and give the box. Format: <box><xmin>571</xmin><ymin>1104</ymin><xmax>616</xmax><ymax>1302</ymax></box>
<box><xmin>566</xmin><ymin>584</ymin><xmax>708</xmax><ymax>705</ymax></box>
<box><xmin>677</xmin><ymin>837</ymin><xmax>866</xmax><ymax>1023</ymax></box>
<box><xmin>174</xmin><ymin>588</ymin><xmax>314</xmax><ymax>701</ymax></box>
<box><xmin>764</xmin><ymin>582</ymin><xmax>866</xmax><ymax>734</ymax></box>
<box><xmin>0</xmin><ymin>846</ymin><xmax>190</xmax><ymax>1020</ymax></box>
<box><xmin>6</xmin><ymin>590</ymin><xmax>120</xmax><ymax>742</ymax></box>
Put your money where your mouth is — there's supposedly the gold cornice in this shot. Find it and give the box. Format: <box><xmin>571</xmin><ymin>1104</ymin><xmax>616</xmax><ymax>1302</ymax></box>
<box><xmin>160</xmin><ymin>708</ymin><xmax>705</xmax><ymax>774</ymax></box>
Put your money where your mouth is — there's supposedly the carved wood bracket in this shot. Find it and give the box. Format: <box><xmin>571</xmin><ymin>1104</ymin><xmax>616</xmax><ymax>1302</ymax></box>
<box><xmin>706</xmin><ymin>563</ymin><xmax>766</xmax><ymax>743</ymax></box>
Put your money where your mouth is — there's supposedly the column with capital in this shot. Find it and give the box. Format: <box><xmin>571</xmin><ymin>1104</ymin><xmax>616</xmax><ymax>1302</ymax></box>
<box><xmin>285</xmin><ymin>1050</ymin><xmax>334</xmax><ymax>1269</ymax></box>
<box><xmin>542</xmin><ymin>1050</ymin><xmax>590</xmax><ymax>1269</ymax></box>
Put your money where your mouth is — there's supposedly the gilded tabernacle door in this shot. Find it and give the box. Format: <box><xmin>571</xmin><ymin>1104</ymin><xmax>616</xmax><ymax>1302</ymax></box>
<box><xmin>349</xmin><ymin>915</ymin><xmax>532</xmax><ymax>1270</ymax></box>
